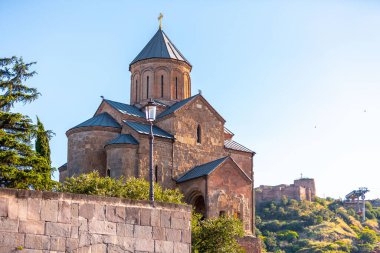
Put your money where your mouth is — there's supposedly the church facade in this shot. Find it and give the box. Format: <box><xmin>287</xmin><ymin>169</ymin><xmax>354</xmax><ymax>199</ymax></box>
<box><xmin>59</xmin><ymin>26</ymin><xmax>256</xmax><ymax>235</ymax></box>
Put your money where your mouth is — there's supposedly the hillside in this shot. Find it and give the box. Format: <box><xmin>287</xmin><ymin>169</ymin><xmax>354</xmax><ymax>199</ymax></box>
<box><xmin>256</xmin><ymin>197</ymin><xmax>380</xmax><ymax>253</ymax></box>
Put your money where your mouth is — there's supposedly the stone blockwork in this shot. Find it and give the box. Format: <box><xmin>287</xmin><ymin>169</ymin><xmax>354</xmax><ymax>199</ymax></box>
<box><xmin>66</xmin><ymin>127</ymin><xmax>120</xmax><ymax>178</ymax></box>
<box><xmin>237</xmin><ymin>236</ymin><xmax>262</xmax><ymax>253</ymax></box>
<box><xmin>157</xmin><ymin>96</ymin><xmax>226</xmax><ymax>179</ymax></box>
<box><xmin>207</xmin><ymin>159</ymin><xmax>253</xmax><ymax>232</ymax></box>
<box><xmin>255</xmin><ymin>178</ymin><xmax>316</xmax><ymax>204</ymax></box>
<box><xmin>0</xmin><ymin>188</ymin><xmax>191</xmax><ymax>253</ymax></box>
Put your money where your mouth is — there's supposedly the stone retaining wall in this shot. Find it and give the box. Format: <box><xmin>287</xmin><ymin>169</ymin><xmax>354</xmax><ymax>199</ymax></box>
<box><xmin>0</xmin><ymin>188</ymin><xmax>191</xmax><ymax>253</ymax></box>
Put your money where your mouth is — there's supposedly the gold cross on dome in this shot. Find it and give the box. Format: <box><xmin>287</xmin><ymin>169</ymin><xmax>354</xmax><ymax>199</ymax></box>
<box><xmin>158</xmin><ymin>13</ymin><xmax>163</xmax><ymax>29</ymax></box>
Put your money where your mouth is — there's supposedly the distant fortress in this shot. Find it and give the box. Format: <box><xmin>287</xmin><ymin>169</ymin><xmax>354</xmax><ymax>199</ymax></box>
<box><xmin>255</xmin><ymin>178</ymin><xmax>316</xmax><ymax>204</ymax></box>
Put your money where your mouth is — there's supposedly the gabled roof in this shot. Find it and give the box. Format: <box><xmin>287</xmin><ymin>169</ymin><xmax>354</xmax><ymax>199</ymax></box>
<box><xmin>106</xmin><ymin>134</ymin><xmax>139</xmax><ymax>146</ymax></box>
<box><xmin>157</xmin><ymin>95</ymin><xmax>198</xmax><ymax>119</ymax></box>
<box><xmin>72</xmin><ymin>112</ymin><xmax>121</xmax><ymax>130</ymax></box>
<box><xmin>104</xmin><ymin>99</ymin><xmax>145</xmax><ymax>118</ymax></box>
<box><xmin>224</xmin><ymin>139</ymin><xmax>254</xmax><ymax>153</ymax></box>
<box><xmin>58</xmin><ymin>163</ymin><xmax>67</xmax><ymax>172</ymax></box>
<box><xmin>157</xmin><ymin>94</ymin><xmax>225</xmax><ymax>123</ymax></box>
<box><xmin>224</xmin><ymin>127</ymin><xmax>234</xmax><ymax>137</ymax></box>
<box><xmin>124</xmin><ymin>120</ymin><xmax>174</xmax><ymax>139</ymax></box>
<box><xmin>130</xmin><ymin>29</ymin><xmax>191</xmax><ymax>67</ymax></box>
<box><xmin>176</xmin><ymin>157</ymin><xmax>229</xmax><ymax>183</ymax></box>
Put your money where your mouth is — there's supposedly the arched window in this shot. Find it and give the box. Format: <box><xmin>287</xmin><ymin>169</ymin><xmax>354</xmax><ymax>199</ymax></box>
<box><xmin>197</xmin><ymin>125</ymin><xmax>201</xmax><ymax>144</ymax></box>
<box><xmin>155</xmin><ymin>165</ymin><xmax>158</xmax><ymax>183</ymax></box>
<box><xmin>161</xmin><ymin>75</ymin><xmax>164</xmax><ymax>98</ymax></box>
<box><xmin>146</xmin><ymin>76</ymin><xmax>149</xmax><ymax>99</ymax></box>
<box><xmin>135</xmin><ymin>80</ymin><xmax>138</xmax><ymax>101</ymax></box>
<box><xmin>175</xmin><ymin>77</ymin><xmax>178</xmax><ymax>99</ymax></box>
<box><xmin>107</xmin><ymin>169</ymin><xmax>111</xmax><ymax>177</ymax></box>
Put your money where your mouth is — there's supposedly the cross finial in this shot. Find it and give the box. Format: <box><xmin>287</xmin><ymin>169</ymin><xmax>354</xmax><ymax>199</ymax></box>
<box><xmin>158</xmin><ymin>13</ymin><xmax>163</xmax><ymax>30</ymax></box>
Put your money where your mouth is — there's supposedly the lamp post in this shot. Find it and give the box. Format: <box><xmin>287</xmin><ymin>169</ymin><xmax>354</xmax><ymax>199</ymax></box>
<box><xmin>145</xmin><ymin>99</ymin><xmax>157</xmax><ymax>205</ymax></box>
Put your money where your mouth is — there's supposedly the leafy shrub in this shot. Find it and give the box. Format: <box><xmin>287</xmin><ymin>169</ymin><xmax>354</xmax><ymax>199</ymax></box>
<box><xmin>59</xmin><ymin>171</ymin><xmax>184</xmax><ymax>204</ymax></box>
<box><xmin>264</xmin><ymin>232</ymin><xmax>278</xmax><ymax>252</ymax></box>
<box><xmin>282</xmin><ymin>220</ymin><xmax>306</xmax><ymax>232</ymax></box>
<box><xmin>276</xmin><ymin>230</ymin><xmax>299</xmax><ymax>242</ymax></box>
<box><xmin>335</xmin><ymin>239</ymin><xmax>352</xmax><ymax>252</ymax></box>
<box><xmin>192</xmin><ymin>212</ymin><xmax>244</xmax><ymax>253</ymax></box>
<box><xmin>336</xmin><ymin>209</ymin><xmax>351</xmax><ymax>225</ymax></box>
<box><xmin>354</xmin><ymin>243</ymin><xmax>375</xmax><ymax>253</ymax></box>
<box><xmin>349</xmin><ymin>224</ymin><xmax>360</xmax><ymax>234</ymax></box>
<box><xmin>365</xmin><ymin>210</ymin><xmax>375</xmax><ymax>220</ymax></box>
<box><xmin>358</xmin><ymin>227</ymin><xmax>378</xmax><ymax>244</ymax></box>
<box><xmin>262</xmin><ymin>220</ymin><xmax>282</xmax><ymax>232</ymax></box>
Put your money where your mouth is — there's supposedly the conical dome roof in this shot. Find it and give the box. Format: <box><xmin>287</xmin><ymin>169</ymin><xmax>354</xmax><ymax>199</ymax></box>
<box><xmin>130</xmin><ymin>29</ymin><xmax>191</xmax><ymax>67</ymax></box>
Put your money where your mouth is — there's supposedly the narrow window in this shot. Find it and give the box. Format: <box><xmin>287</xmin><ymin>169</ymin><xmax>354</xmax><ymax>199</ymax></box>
<box><xmin>146</xmin><ymin>76</ymin><xmax>149</xmax><ymax>99</ymax></box>
<box><xmin>161</xmin><ymin>75</ymin><xmax>164</xmax><ymax>98</ymax></box>
<box><xmin>197</xmin><ymin>125</ymin><xmax>201</xmax><ymax>143</ymax></box>
<box><xmin>175</xmin><ymin>77</ymin><xmax>178</xmax><ymax>99</ymax></box>
<box><xmin>107</xmin><ymin>169</ymin><xmax>111</xmax><ymax>177</ymax></box>
<box><xmin>155</xmin><ymin>165</ymin><xmax>158</xmax><ymax>183</ymax></box>
<box><xmin>135</xmin><ymin>80</ymin><xmax>138</xmax><ymax>101</ymax></box>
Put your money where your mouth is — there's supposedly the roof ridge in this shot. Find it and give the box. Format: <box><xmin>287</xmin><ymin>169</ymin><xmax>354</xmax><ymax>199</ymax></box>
<box><xmin>157</xmin><ymin>94</ymin><xmax>199</xmax><ymax>119</ymax></box>
<box><xmin>176</xmin><ymin>156</ymin><xmax>230</xmax><ymax>183</ymax></box>
<box><xmin>124</xmin><ymin>120</ymin><xmax>174</xmax><ymax>139</ymax></box>
<box><xmin>71</xmin><ymin>112</ymin><xmax>121</xmax><ymax>130</ymax></box>
<box><xmin>224</xmin><ymin>139</ymin><xmax>254</xmax><ymax>153</ymax></box>
<box><xmin>103</xmin><ymin>99</ymin><xmax>145</xmax><ymax>118</ymax></box>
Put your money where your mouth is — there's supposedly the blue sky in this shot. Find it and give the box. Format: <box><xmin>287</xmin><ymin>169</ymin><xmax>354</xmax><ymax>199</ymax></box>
<box><xmin>1</xmin><ymin>0</ymin><xmax>380</xmax><ymax>199</ymax></box>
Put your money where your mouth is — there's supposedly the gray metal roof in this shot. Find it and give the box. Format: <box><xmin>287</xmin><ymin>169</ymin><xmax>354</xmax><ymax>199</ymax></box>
<box><xmin>130</xmin><ymin>29</ymin><xmax>191</xmax><ymax>67</ymax></box>
<box><xmin>157</xmin><ymin>95</ymin><xmax>198</xmax><ymax>119</ymax></box>
<box><xmin>224</xmin><ymin>127</ymin><xmax>234</xmax><ymax>136</ymax></box>
<box><xmin>176</xmin><ymin>157</ymin><xmax>229</xmax><ymax>183</ymax></box>
<box><xmin>106</xmin><ymin>134</ymin><xmax>139</xmax><ymax>146</ymax></box>
<box><xmin>72</xmin><ymin>112</ymin><xmax>121</xmax><ymax>129</ymax></box>
<box><xmin>104</xmin><ymin>99</ymin><xmax>145</xmax><ymax>118</ymax></box>
<box><xmin>124</xmin><ymin>120</ymin><xmax>174</xmax><ymax>139</ymax></box>
<box><xmin>58</xmin><ymin>163</ymin><xmax>67</xmax><ymax>172</ymax></box>
<box><xmin>224</xmin><ymin>139</ymin><xmax>254</xmax><ymax>153</ymax></box>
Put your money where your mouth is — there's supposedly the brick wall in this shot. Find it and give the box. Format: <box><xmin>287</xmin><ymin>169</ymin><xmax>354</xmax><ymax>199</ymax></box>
<box><xmin>0</xmin><ymin>188</ymin><xmax>191</xmax><ymax>253</ymax></box>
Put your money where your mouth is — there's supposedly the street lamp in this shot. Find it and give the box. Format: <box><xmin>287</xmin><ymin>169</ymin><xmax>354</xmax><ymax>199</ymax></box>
<box><xmin>145</xmin><ymin>99</ymin><xmax>157</xmax><ymax>205</ymax></box>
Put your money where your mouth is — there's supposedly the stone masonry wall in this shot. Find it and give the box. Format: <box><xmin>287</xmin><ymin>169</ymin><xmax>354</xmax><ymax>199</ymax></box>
<box><xmin>157</xmin><ymin>97</ymin><xmax>226</xmax><ymax>179</ymax></box>
<box><xmin>106</xmin><ymin>144</ymin><xmax>139</xmax><ymax>178</ymax></box>
<box><xmin>0</xmin><ymin>188</ymin><xmax>191</xmax><ymax>253</ymax></box>
<box><xmin>256</xmin><ymin>184</ymin><xmax>309</xmax><ymax>203</ymax></box>
<box><xmin>66</xmin><ymin>127</ymin><xmax>120</xmax><ymax>179</ymax></box>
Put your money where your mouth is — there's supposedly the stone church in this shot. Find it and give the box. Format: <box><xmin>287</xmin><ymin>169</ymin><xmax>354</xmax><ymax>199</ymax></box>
<box><xmin>59</xmin><ymin>24</ymin><xmax>256</xmax><ymax>237</ymax></box>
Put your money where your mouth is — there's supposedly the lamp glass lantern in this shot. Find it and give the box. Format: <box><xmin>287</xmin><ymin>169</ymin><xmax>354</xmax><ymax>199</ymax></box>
<box><xmin>145</xmin><ymin>100</ymin><xmax>157</xmax><ymax>122</ymax></box>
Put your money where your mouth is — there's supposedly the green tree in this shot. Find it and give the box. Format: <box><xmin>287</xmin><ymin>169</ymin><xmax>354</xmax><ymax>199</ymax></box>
<box><xmin>192</xmin><ymin>213</ymin><xmax>245</xmax><ymax>253</ymax></box>
<box><xmin>0</xmin><ymin>56</ymin><xmax>55</xmax><ymax>190</ymax></box>
<box><xmin>35</xmin><ymin>116</ymin><xmax>54</xmax><ymax>165</ymax></box>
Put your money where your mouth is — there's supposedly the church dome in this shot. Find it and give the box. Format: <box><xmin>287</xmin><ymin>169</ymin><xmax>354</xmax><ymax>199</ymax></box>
<box><xmin>129</xmin><ymin>28</ymin><xmax>191</xmax><ymax>68</ymax></box>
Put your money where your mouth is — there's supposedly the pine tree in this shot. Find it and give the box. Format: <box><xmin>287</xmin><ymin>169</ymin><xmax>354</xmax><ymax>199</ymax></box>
<box><xmin>0</xmin><ymin>56</ymin><xmax>55</xmax><ymax>190</ymax></box>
